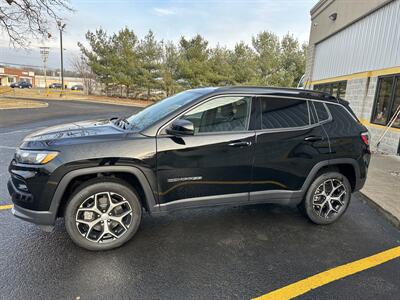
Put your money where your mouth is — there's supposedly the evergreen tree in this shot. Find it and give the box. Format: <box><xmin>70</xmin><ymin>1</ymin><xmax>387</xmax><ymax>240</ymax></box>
<box><xmin>138</xmin><ymin>30</ymin><xmax>163</xmax><ymax>98</ymax></box>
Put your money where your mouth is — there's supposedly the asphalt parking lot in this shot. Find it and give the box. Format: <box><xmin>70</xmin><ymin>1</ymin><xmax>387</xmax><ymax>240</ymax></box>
<box><xmin>0</xmin><ymin>99</ymin><xmax>399</xmax><ymax>299</ymax></box>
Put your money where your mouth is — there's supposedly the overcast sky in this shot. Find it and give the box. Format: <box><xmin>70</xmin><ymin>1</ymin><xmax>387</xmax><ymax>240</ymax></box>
<box><xmin>0</xmin><ymin>0</ymin><xmax>315</xmax><ymax>71</ymax></box>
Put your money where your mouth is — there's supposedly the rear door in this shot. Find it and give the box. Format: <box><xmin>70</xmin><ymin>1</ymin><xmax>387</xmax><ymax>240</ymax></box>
<box><xmin>156</xmin><ymin>95</ymin><xmax>256</xmax><ymax>207</ymax></box>
<box><xmin>250</xmin><ymin>97</ymin><xmax>330</xmax><ymax>201</ymax></box>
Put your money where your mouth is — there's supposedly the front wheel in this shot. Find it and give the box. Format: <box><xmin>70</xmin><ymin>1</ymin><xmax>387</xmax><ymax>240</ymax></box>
<box><xmin>64</xmin><ymin>179</ymin><xmax>142</xmax><ymax>251</ymax></box>
<box><xmin>301</xmin><ymin>172</ymin><xmax>351</xmax><ymax>225</ymax></box>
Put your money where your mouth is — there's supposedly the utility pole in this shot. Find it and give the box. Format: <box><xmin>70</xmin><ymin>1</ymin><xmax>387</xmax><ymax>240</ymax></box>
<box><xmin>57</xmin><ymin>21</ymin><xmax>66</xmax><ymax>92</ymax></box>
<box><xmin>39</xmin><ymin>47</ymin><xmax>50</xmax><ymax>90</ymax></box>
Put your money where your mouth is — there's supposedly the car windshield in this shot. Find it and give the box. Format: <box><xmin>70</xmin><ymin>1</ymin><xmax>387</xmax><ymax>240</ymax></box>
<box><xmin>126</xmin><ymin>90</ymin><xmax>199</xmax><ymax>131</ymax></box>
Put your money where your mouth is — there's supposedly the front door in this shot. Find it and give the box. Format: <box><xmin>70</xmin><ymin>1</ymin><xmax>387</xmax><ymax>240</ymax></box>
<box><xmin>250</xmin><ymin>96</ymin><xmax>330</xmax><ymax>202</ymax></box>
<box><xmin>156</xmin><ymin>95</ymin><xmax>255</xmax><ymax>208</ymax></box>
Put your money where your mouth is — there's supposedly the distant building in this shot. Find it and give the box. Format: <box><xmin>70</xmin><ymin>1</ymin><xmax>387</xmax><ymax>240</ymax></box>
<box><xmin>35</xmin><ymin>75</ymin><xmax>84</xmax><ymax>89</ymax></box>
<box><xmin>0</xmin><ymin>67</ymin><xmax>35</xmax><ymax>86</ymax></box>
<box><xmin>305</xmin><ymin>0</ymin><xmax>400</xmax><ymax>155</ymax></box>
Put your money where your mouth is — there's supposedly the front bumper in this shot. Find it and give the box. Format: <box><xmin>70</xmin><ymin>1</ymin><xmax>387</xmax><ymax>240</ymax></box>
<box><xmin>8</xmin><ymin>179</ymin><xmax>56</xmax><ymax>226</ymax></box>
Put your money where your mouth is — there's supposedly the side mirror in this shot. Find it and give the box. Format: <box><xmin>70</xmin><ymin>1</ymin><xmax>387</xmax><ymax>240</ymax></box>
<box><xmin>166</xmin><ymin>119</ymin><xmax>194</xmax><ymax>136</ymax></box>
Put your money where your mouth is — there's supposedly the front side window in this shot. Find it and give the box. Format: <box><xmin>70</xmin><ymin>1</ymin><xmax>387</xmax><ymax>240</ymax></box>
<box><xmin>371</xmin><ymin>76</ymin><xmax>397</xmax><ymax>126</ymax></box>
<box><xmin>260</xmin><ymin>97</ymin><xmax>310</xmax><ymax>129</ymax></box>
<box><xmin>182</xmin><ymin>96</ymin><xmax>251</xmax><ymax>133</ymax></box>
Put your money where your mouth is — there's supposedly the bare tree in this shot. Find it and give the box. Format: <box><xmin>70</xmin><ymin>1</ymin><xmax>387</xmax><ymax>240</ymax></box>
<box><xmin>71</xmin><ymin>55</ymin><xmax>96</xmax><ymax>95</ymax></box>
<box><xmin>0</xmin><ymin>0</ymin><xmax>73</xmax><ymax>47</ymax></box>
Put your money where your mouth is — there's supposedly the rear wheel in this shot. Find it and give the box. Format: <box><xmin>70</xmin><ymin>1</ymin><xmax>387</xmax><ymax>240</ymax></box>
<box><xmin>301</xmin><ymin>172</ymin><xmax>351</xmax><ymax>225</ymax></box>
<box><xmin>64</xmin><ymin>179</ymin><xmax>142</xmax><ymax>251</ymax></box>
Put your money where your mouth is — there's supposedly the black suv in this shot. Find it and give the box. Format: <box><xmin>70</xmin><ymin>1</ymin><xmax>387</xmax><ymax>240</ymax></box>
<box><xmin>10</xmin><ymin>81</ymin><xmax>32</xmax><ymax>89</ymax></box>
<box><xmin>8</xmin><ymin>87</ymin><xmax>370</xmax><ymax>250</ymax></box>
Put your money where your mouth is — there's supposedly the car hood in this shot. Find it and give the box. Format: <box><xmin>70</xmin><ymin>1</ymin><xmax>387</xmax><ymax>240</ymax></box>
<box><xmin>20</xmin><ymin>119</ymin><xmax>126</xmax><ymax>148</ymax></box>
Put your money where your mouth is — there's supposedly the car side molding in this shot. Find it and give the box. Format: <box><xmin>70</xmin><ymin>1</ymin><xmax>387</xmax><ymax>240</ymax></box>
<box><xmin>39</xmin><ymin>159</ymin><xmax>362</xmax><ymax>225</ymax></box>
<box><xmin>152</xmin><ymin>158</ymin><xmax>362</xmax><ymax>211</ymax></box>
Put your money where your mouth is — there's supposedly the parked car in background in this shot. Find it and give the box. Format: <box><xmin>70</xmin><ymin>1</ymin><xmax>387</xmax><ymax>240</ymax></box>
<box><xmin>49</xmin><ymin>83</ymin><xmax>62</xmax><ymax>89</ymax></box>
<box><xmin>8</xmin><ymin>87</ymin><xmax>371</xmax><ymax>251</ymax></box>
<box><xmin>10</xmin><ymin>81</ymin><xmax>32</xmax><ymax>89</ymax></box>
<box><xmin>71</xmin><ymin>84</ymin><xmax>84</xmax><ymax>91</ymax></box>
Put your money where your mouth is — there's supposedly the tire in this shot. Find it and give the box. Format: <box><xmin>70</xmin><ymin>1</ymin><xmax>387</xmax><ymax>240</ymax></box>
<box><xmin>301</xmin><ymin>172</ymin><xmax>351</xmax><ymax>225</ymax></box>
<box><xmin>64</xmin><ymin>178</ymin><xmax>142</xmax><ymax>251</ymax></box>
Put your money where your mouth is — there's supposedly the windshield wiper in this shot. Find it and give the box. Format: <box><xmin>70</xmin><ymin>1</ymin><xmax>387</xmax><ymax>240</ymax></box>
<box><xmin>110</xmin><ymin>117</ymin><xmax>131</xmax><ymax>130</ymax></box>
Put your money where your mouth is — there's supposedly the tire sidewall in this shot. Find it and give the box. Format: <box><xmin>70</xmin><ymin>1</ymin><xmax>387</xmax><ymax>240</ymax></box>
<box><xmin>65</xmin><ymin>180</ymin><xmax>142</xmax><ymax>251</ymax></box>
<box><xmin>304</xmin><ymin>172</ymin><xmax>351</xmax><ymax>225</ymax></box>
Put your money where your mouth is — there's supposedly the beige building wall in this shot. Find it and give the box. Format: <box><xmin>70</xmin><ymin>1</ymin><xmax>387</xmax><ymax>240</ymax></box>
<box><xmin>35</xmin><ymin>75</ymin><xmax>84</xmax><ymax>89</ymax></box>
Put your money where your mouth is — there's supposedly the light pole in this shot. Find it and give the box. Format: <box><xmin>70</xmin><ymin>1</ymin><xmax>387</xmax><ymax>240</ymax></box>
<box><xmin>57</xmin><ymin>21</ymin><xmax>66</xmax><ymax>92</ymax></box>
<box><xmin>39</xmin><ymin>47</ymin><xmax>50</xmax><ymax>90</ymax></box>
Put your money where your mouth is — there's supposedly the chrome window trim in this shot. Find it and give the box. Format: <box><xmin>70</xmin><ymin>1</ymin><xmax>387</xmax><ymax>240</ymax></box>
<box><xmin>306</xmin><ymin>100</ymin><xmax>312</xmax><ymax>126</ymax></box>
<box><xmin>256</xmin><ymin>95</ymin><xmax>333</xmax><ymax>133</ymax></box>
<box><xmin>156</xmin><ymin>93</ymin><xmax>355</xmax><ymax>136</ymax></box>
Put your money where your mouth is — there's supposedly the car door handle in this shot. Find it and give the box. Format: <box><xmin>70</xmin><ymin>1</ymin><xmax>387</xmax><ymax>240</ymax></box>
<box><xmin>304</xmin><ymin>136</ymin><xmax>324</xmax><ymax>142</ymax></box>
<box><xmin>228</xmin><ymin>141</ymin><xmax>252</xmax><ymax>147</ymax></box>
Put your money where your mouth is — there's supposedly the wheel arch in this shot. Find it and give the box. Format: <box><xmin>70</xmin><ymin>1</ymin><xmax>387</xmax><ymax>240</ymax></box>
<box><xmin>301</xmin><ymin>158</ymin><xmax>361</xmax><ymax>195</ymax></box>
<box><xmin>50</xmin><ymin>166</ymin><xmax>158</xmax><ymax>222</ymax></box>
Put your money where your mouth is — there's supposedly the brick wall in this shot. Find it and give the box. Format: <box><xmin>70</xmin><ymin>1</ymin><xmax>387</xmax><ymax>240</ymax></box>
<box><xmin>345</xmin><ymin>76</ymin><xmax>399</xmax><ymax>154</ymax></box>
<box><xmin>345</xmin><ymin>78</ymin><xmax>368</xmax><ymax>116</ymax></box>
<box><xmin>368</xmin><ymin>126</ymin><xmax>400</xmax><ymax>154</ymax></box>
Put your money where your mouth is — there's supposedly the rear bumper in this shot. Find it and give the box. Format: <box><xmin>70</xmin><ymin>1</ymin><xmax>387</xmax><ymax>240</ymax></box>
<box><xmin>8</xmin><ymin>179</ymin><xmax>56</xmax><ymax>226</ymax></box>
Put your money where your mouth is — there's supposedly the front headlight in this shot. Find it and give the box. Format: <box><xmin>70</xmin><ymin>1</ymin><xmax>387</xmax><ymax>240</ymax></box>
<box><xmin>15</xmin><ymin>149</ymin><xmax>59</xmax><ymax>165</ymax></box>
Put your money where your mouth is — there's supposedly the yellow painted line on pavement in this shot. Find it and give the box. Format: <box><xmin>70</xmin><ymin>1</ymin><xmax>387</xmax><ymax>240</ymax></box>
<box><xmin>253</xmin><ymin>246</ymin><xmax>400</xmax><ymax>300</ymax></box>
<box><xmin>0</xmin><ymin>204</ymin><xmax>13</xmax><ymax>211</ymax></box>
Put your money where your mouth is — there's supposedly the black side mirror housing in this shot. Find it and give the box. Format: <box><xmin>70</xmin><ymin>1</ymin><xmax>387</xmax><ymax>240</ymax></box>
<box><xmin>166</xmin><ymin>119</ymin><xmax>194</xmax><ymax>136</ymax></box>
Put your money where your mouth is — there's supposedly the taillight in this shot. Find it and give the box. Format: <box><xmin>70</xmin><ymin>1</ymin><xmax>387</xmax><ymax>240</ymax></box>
<box><xmin>361</xmin><ymin>132</ymin><xmax>369</xmax><ymax>146</ymax></box>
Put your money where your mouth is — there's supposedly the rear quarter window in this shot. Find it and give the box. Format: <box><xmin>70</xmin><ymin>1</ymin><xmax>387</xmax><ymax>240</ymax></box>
<box><xmin>324</xmin><ymin>103</ymin><xmax>361</xmax><ymax>135</ymax></box>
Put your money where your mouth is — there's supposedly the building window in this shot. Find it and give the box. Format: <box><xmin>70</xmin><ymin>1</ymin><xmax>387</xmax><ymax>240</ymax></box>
<box><xmin>314</xmin><ymin>80</ymin><xmax>347</xmax><ymax>99</ymax></box>
<box><xmin>371</xmin><ymin>75</ymin><xmax>400</xmax><ymax>128</ymax></box>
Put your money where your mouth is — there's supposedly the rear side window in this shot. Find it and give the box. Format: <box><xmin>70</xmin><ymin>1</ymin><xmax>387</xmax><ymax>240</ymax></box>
<box><xmin>260</xmin><ymin>97</ymin><xmax>310</xmax><ymax>129</ymax></box>
<box><xmin>312</xmin><ymin>101</ymin><xmax>330</xmax><ymax>122</ymax></box>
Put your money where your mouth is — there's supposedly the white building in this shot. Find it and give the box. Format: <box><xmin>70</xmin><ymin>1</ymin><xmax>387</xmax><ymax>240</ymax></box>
<box><xmin>305</xmin><ymin>0</ymin><xmax>400</xmax><ymax>155</ymax></box>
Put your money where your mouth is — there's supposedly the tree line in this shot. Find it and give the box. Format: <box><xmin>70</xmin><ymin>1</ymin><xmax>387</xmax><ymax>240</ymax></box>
<box><xmin>78</xmin><ymin>28</ymin><xmax>307</xmax><ymax>98</ymax></box>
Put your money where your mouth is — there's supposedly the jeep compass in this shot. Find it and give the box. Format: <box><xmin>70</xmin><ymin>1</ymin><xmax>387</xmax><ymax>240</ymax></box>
<box><xmin>8</xmin><ymin>87</ymin><xmax>371</xmax><ymax>250</ymax></box>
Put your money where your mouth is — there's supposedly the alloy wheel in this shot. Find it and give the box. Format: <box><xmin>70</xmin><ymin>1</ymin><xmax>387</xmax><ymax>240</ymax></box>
<box><xmin>75</xmin><ymin>192</ymin><xmax>133</xmax><ymax>243</ymax></box>
<box><xmin>312</xmin><ymin>179</ymin><xmax>347</xmax><ymax>219</ymax></box>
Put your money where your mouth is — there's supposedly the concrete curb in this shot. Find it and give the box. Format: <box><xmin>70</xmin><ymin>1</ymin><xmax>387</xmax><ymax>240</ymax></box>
<box><xmin>2</xmin><ymin>95</ymin><xmax>149</xmax><ymax>108</ymax></box>
<box><xmin>358</xmin><ymin>192</ymin><xmax>400</xmax><ymax>229</ymax></box>
<box><xmin>0</xmin><ymin>100</ymin><xmax>49</xmax><ymax>110</ymax></box>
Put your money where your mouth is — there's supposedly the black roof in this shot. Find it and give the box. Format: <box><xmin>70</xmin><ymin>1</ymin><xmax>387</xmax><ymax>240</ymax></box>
<box><xmin>197</xmin><ymin>86</ymin><xmax>339</xmax><ymax>103</ymax></box>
